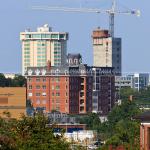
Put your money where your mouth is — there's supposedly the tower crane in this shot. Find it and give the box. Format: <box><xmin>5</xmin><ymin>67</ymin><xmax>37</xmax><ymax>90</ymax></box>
<box><xmin>32</xmin><ymin>0</ymin><xmax>140</xmax><ymax>37</ymax></box>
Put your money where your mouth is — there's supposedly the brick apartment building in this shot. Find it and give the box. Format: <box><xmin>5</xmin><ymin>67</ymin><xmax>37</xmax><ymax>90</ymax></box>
<box><xmin>92</xmin><ymin>67</ymin><xmax>115</xmax><ymax>116</ymax></box>
<box><xmin>25</xmin><ymin>54</ymin><xmax>115</xmax><ymax>115</ymax></box>
<box><xmin>25</xmin><ymin>61</ymin><xmax>93</xmax><ymax>114</ymax></box>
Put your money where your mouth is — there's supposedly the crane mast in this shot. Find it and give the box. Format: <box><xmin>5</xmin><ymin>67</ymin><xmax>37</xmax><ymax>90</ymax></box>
<box><xmin>109</xmin><ymin>0</ymin><xmax>116</xmax><ymax>37</ymax></box>
<box><xmin>32</xmin><ymin>0</ymin><xmax>140</xmax><ymax>37</ymax></box>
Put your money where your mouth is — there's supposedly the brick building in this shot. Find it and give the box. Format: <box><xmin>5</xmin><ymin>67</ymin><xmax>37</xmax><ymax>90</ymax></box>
<box><xmin>25</xmin><ymin>62</ymin><xmax>93</xmax><ymax>114</ymax></box>
<box><xmin>92</xmin><ymin>67</ymin><xmax>115</xmax><ymax>116</ymax></box>
<box><xmin>25</xmin><ymin>53</ymin><xmax>115</xmax><ymax>115</ymax></box>
<box><xmin>135</xmin><ymin>111</ymin><xmax>150</xmax><ymax>150</ymax></box>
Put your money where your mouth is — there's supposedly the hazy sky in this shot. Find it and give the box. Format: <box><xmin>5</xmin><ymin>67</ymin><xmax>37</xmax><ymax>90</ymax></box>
<box><xmin>0</xmin><ymin>0</ymin><xmax>149</xmax><ymax>73</ymax></box>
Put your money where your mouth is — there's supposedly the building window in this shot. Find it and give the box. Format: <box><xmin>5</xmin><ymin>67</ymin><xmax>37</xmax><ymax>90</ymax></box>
<box><xmin>36</xmin><ymin>100</ymin><xmax>40</xmax><ymax>105</ymax></box>
<box><xmin>28</xmin><ymin>78</ymin><xmax>32</xmax><ymax>82</ymax></box>
<box><xmin>66</xmin><ymin>99</ymin><xmax>68</xmax><ymax>103</ymax></box>
<box><xmin>52</xmin><ymin>85</ymin><xmax>54</xmax><ymax>90</ymax></box>
<box><xmin>117</xmin><ymin>42</ymin><xmax>120</xmax><ymax>46</ymax></box>
<box><xmin>42</xmin><ymin>85</ymin><xmax>46</xmax><ymax>89</ymax></box>
<box><xmin>55</xmin><ymin>77</ymin><xmax>60</xmax><ymax>82</ymax></box>
<box><xmin>56</xmin><ymin>92</ymin><xmax>60</xmax><ymax>97</ymax></box>
<box><xmin>36</xmin><ymin>85</ymin><xmax>40</xmax><ymax>89</ymax></box>
<box><xmin>56</xmin><ymin>99</ymin><xmax>60</xmax><ymax>103</ymax></box>
<box><xmin>117</xmin><ymin>54</ymin><xmax>119</xmax><ymax>58</ymax></box>
<box><xmin>56</xmin><ymin>85</ymin><xmax>60</xmax><ymax>90</ymax></box>
<box><xmin>42</xmin><ymin>92</ymin><xmax>46</xmax><ymax>96</ymax></box>
<box><xmin>36</xmin><ymin>78</ymin><xmax>40</xmax><ymax>82</ymax></box>
<box><xmin>28</xmin><ymin>93</ymin><xmax>32</xmax><ymax>97</ymax></box>
<box><xmin>52</xmin><ymin>92</ymin><xmax>55</xmax><ymax>96</ymax></box>
<box><xmin>28</xmin><ymin>85</ymin><xmax>32</xmax><ymax>89</ymax></box>
<box><xmin>36</xmin><ymin>93</ymin><xmax>40</xmax><ymax>97</ymax></box>
<box><xmin>66</xmin><ymin>85</ymin><xmax>68</xmax><ymax>89</ymax></box>
<box><xmin>52</xmin><ymin>99</ymin><xmax>54</xmax><ymax>103</ymax></box>
<box><xmin>43</xmin><ymin>78</ymin><xmax>46</xmax><ymax>82</ymax></box>
<box><xmin>42</xmin><ymin>100</ymin><xmax>46</xmax><ymax>104</ymax></box>
<box><xmin>66</xmin><ymin>92</ymin><xmax>68</xmax><ymax>97</ymax></box>
<box><xmin>56</xmin><ymin>106</ymin><xmax>60</xmax><ymax>111</ymax></box>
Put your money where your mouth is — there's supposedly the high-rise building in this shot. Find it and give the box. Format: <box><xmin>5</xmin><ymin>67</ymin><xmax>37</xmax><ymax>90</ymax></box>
<box><xmin>92</xmin><ymin>28</ymin><xmax>121</xmax><ymax>75</ymax></box>
<box><xmin>20</xmin><ymin>24</ymin><xmax>68</xmax><ymax>74</ymax></box>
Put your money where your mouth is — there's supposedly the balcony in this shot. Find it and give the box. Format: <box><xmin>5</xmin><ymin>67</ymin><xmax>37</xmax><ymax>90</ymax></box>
<box><xmin>80</xmin><ymin>100</ymin><xmax>84</xmax><ymax>106</ymax></box>
<box><xmin>80</xmin><ymin>106</ymin><xmax>85</xmax><ymax>114</ymax></box>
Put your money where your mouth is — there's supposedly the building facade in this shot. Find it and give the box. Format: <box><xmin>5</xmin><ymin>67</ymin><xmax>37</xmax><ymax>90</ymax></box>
<box><xmin>92</xmin><ymin>28</ymin><xmax>121</xmax><ymax>75</ymax></box>
<box><xmin>20</xmin><ymin>24</ymin><xmax>68</xmax><ymax>74</ymax></box>
<box><xmin>24</xmin><ymin>50</ymin><xmax>115</xmax><ymax>116</ymax></box>
<box><xmin>132</xmin><ymin>73</ymin><xmax>149</xmax><ymax>91</ymax></box>
<box><xmin>115</xmin><ymin>73</ymin><xmax>149</xmax><ymax>91</ymax></box>
<box><xmin>115</xmin><ymin>75</ymin><xmax>133</xmax><ymax>90</ymax></box>
<box><xmin>92</xmin><ymin>67</ymin><xmax>115</xmax><ymax>116</ymax></box>
<box><xmin>25</xmin><ymin>63</ymin><xmax>93</xmax><ymax>114</ymax></box>
<box><xmin>0</xmin><ymin>87</ymin><xmax>26</xmax><ymax>119</ymax></box>
<box><xmin>135</xmin><ymin>111</ymin><xmax>150</xmax><ymax>150</ymax></box>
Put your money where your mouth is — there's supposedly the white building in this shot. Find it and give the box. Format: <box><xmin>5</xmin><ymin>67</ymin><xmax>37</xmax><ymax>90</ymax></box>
<box><xmin>20</xmin><ymin>24</ymin><xmax>68</xmax><ymax>74</ymax></box>
<box><xmin>64</xmin><ymin>130</ymin><xmax>97</xmax><ymax>144</ymax></box>
<box><xmin>92</xmin><ymin>28</ymin><xmax>121</xmax><ymax>75</ymax></box>
<box><xmin>4</xmin><ymin>73</ymin><xmax>16</xmax><ymax>79</ymax></box>
<box><xmin>132</xmin><ymin>73</ymin><xmax>149</xmax><ymax>91</ymax></box>
<box><xmin>115</xmin><ymin>73</ymin><xmax>149</xmax><ymax>91</ymax></box>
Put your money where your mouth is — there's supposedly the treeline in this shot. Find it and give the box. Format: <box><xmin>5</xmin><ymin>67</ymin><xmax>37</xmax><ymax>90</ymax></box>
<box><xmin>121</xmin><ymin>86</ymin><xmax>150</xmax><ymax>105</ymax></box>
<box><xmin>76</xmin><ymin>87</ymin><xmax>143</xmax><ymax>149</ymax></box>
<box><xmin>0</xmin><ymin>113</ymin><xmax>70</xmax><ymax>150</ymax></box>
<box><xmin>0</xmin><ymin>73</ymin><xmax>26</xmax><ymax>87</ymax></box>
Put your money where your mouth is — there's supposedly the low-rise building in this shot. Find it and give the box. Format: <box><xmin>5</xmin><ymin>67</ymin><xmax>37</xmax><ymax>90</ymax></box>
<box><xmin>115</xmin><ymin>75</ymin><xmax>133</xmax><ymax>89</ymax></box>
<box><xmin>115</xmin><ymin>73</ymin><xmax>149</xmax><ymax>92</ymax></box>
<box><xmin>0</xmin><ymin>87</ymin><xmax>26</xmax><ymax>119</ymax></box>
<box><xmin>135</xmin><ymin>111</ymin><xmax>150</xmax><ymax>150</ymax></box>
<box><xmin>64</xmin><ymin>130</ymin><xmax>97</xmax><ymax>145</ymax></box>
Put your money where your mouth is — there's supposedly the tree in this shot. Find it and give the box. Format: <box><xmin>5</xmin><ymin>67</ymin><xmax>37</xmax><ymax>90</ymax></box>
<box><xmin>0</xmin><ymin>113</ymin><xmax>71</xmax><ymax>150</ymax></box>
<box><xmin>77</xmin><ymin>113</ymin><xmax>101</xmax><ymax>132</ymax></box>
<box><xmin>0</xmin><ymin>74</ymin><xmax>26</xmax><ymax>87</ymax></box>
<box><xmin>12</xmin><ymin>75</ymin><xmax>26</xmax><ymax>87</ymax></box>
<box><xmin>0</xmin><ymin>73</ymin><xmax>7</xmax><ymax>87</ymax></box>
<box><xmin>99</xmin><ymin>99</ymin><xmax>141</xmax><ymax>150</ymax></box>
<box><xmin>120</xmin><ymin>87</ymin><xmax>136</xmax><ymax>100</ymax></box>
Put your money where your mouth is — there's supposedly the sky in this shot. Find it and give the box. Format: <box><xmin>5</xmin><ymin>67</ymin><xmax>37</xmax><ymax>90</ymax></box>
<box><xmin>0</xmin><ymin>0</ymin><xmax>149</xmax><ymax>73</ymax></box>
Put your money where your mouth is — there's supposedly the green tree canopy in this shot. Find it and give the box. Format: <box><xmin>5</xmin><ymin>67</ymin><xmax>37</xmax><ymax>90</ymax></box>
<box><xmin>0</xmin><ymin>74</ymin><xmax>26</xmax><ymax>87</ymax></box>
<box><xmin>0</xmin><ymin>113</ymin><xmax>70</xmax><ymax>150</ymax></box>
